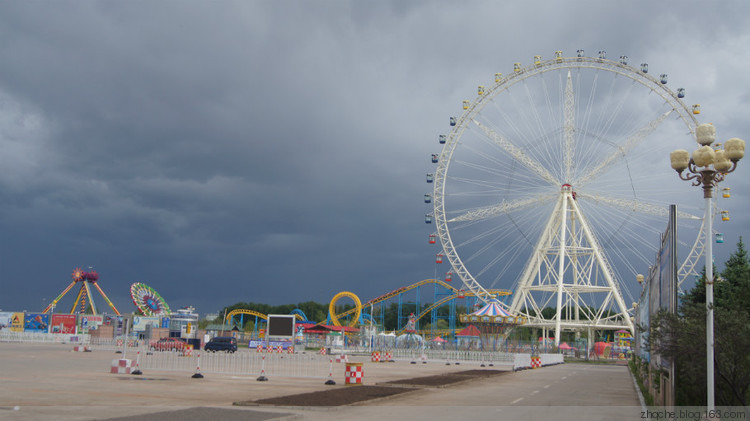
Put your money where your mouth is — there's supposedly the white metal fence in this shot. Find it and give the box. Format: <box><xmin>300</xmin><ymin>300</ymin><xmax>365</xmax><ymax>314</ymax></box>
<box><xmin>2</xmin><ymin>332</ymin><xmax>564</xmax><ymax>375</ymax></box>
<box><xmin>134</xmin><ymin>348</ymin><xmax>335</xmax><ymax>379</ymax></box>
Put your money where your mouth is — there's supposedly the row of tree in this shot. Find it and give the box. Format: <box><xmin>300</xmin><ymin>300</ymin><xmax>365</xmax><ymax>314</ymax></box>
<box><xmin>648</xmin><ymin>237</ymin><xmax>750</xmax><ymax>406</ymax></box>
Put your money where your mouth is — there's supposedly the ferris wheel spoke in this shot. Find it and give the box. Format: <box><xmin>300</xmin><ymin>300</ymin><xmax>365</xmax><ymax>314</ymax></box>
<box><xmin>472</xmin><ymin>119</ymin><xmax>559</xmax><ymax>186</ymax></box>
<box><xmin>564</xmin><ymin>71</ymin><xmax>575</xmax><ymax>182</ymax></box>
<box><xmin>448</xmin><ymin>194</ymin><xmax>554</xmax><ymax>223</ymax></box>
<box><xmin>577</xmin><ymin>193</ymin><xmax>701</xmax><ymax>220</ymax></box>
<box><xmin>575</xmin><ymin>110</ymin><xmax>674</xmax><ymax>187</ymax></box>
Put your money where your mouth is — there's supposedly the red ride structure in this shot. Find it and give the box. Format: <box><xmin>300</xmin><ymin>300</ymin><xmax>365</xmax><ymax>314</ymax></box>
<box><xmin>43</xmin><ymin>268</ymin><xmax>121</xmax><ymax>315</ymax></box>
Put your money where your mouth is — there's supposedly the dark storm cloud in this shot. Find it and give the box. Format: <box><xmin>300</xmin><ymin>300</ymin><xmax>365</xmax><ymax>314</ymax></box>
<box><xmin>0</xmin><ymin>1</ymin><xmax>748</xmax><ymax>315</ymax></box>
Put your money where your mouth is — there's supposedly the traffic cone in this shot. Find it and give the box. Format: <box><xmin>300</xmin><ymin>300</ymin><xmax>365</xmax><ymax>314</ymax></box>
<box><xmin>132</xmin><ymin>350</ymin><xmax>143</xmax><ymax>375</ymax></box>
<box><xmin>191</xmin><ymin>352</ymin><xmax>204</xmax><ymax>378</ymax></box>
<box><xmin>324</xmin><ymin>356</ymin><xmax>336</xmax><ymax>385</ymax></box>
<box><xmin>256</xmin><ymin>355</ymin><xmax>268</xmax><ymax>381</ymax></box>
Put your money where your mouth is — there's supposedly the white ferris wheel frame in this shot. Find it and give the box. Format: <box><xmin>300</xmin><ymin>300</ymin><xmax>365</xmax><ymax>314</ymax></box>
<box><xmin>432</xmin><ymin>55</ymin><xmax>705</xmax><ymax>308</ymax></box>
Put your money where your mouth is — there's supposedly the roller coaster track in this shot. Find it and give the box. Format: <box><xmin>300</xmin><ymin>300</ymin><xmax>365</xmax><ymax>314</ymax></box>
<box><xmin>225</xmin><ymin>309</ymin><xmax>305</xmax><ymax>323</ymax></box>
<box><xmin>330</xmin><ymin>279</ymin><xmax>455</xmax><ymax>322</ymax></box>
<box><xmin>394</xmin><ymin>289</ymin><xmax>511</xmax><ymax>335</ymax></box>
<box><xmin>332</xmin><ymin>278</ymin><xmax>511</xmax><ymax>327</ymax></box>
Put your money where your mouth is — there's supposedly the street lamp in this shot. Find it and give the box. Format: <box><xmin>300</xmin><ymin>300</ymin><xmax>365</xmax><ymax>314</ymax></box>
<box><xmin>670</xmin><ymin>123</ymin><xmax>745</xmax><ymax>410</ymax></box>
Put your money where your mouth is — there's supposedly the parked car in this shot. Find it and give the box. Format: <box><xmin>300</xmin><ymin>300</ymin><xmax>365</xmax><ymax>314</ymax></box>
<box><xmin>204</xmin><ymin>336</ymin><xmax>237</xmax><ymax>353</ymax></box>
<box><xmin>150</xmin><ymin>337</ymin><xmax>187</xmax><ymax>352</ymax></box>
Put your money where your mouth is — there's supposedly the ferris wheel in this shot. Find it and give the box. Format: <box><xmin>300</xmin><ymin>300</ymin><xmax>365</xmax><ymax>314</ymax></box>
<box><xmin>426</xmin><ymin>50</ymin><xmax>707</xmax><ymax>336</ymax></box>
<box><xmin>130</xmin><ymin>282</ymin><xmax>171</xmax><ymax>316</ymax></box>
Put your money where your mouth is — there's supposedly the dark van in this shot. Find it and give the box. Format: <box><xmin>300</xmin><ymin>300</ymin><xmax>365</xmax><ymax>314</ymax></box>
<box><xmin>204</xmin><ymin>336</ymin><xmax>238</xmax><ymax>353</ymax></box>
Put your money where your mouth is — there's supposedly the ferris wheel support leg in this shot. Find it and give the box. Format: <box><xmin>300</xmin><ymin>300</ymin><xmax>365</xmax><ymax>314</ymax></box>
<box><xmin>554</xmin><ymin>195</ymin><xmax>568</xmax><ymax>347</ymax></box>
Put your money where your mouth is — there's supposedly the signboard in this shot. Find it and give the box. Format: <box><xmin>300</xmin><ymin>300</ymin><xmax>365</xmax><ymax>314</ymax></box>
<box><xmin>50</xmin><ymin>314</ymin><xmax>78</xmax><ymax>334</ymax></box>
<box><xmin>24</xmin><ymin>313</ymin><xmax>50</xmax><ymax>332</ymax></box>
<box><xmin>0</xmin><ymin>312</ymin><xmax>13</xmax><ymax>331</ymax></box>
<box><xmin>80</xmin><ymin>315</ymin><xmax>103</xmax><ymax>331</ymax></box>
<box><xmin>132</xmin><ymin>316</ymin><xmax>160</xmax><ymax>331</ymax></box>
<box><xmin>248</xmin><ymin>339</ymin><xmax>293</xmax><ymax>349</ymax></box>
<box><xmin>267</xmin><ymin>314</ymin><xmax>295</xmax><ymax>339</ymax></box>
<box><xmin>10</xmin><ymin>313</ymin><xmax>25</xmax><ymax>332</ymax></box>
<box><xmin>104</xmin><ymin>315</ymin><xmax>125</xmax><ymax>335</ymax></box>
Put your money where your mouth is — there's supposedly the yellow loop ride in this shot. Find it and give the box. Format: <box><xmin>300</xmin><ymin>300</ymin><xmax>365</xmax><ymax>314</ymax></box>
<box><xmin>329</xmin><ymin>291</ymin><xmax>362</xmax><ymax>327</ymax></box>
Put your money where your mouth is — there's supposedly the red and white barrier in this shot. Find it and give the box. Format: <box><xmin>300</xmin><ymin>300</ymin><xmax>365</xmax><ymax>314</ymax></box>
<box><xmin>345</xmin><ymin>362</ymin><xmax>363</xmax><ymax>385</ymax></box>
<box><xmin>531</xmin><ymin>356</ymin><xmax>541</xmax><ymax>368</ymax></box>
<box><xmin>110</xmin><ymin>359</ymin><xmax>132</xmax><ymax>374</ymax></box>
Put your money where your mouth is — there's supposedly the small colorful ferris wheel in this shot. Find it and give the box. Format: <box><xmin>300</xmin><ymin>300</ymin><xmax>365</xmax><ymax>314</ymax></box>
<box><xmin>130</xmin><ymin>282</ymin><xmax>171</xmax><ymax>316</ymax></box>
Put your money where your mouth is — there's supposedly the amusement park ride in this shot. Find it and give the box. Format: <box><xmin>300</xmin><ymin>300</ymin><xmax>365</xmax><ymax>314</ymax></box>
<box><xmin>42</xmin><ymin>268</ymin><xmax>172</xmax><ymax>318</ymax></box>
<box><xmin>424</xmin><ymin>49</ymin><xmax>735</xmax><ymax>345</ymax></box>
<box><xmin>43</xmin><ymin>268</ymin><xmax>121</xmax><ymax>315</ymax></box>
<box><xmin>39</xmin><ymin>53</ymin><xmax>738</xmax><ymax>346</ymax></box>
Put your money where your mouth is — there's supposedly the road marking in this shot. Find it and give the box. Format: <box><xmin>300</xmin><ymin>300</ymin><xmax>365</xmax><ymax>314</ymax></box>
<box><xmin>561</xmin><ymin>376</ymin><xmax>567</xmax><ymax>380</ymax></box>
<box><xmin>511</xmin><ymin>397</ymin><xmax>524</xmax><ymax>404</ymax></box>
<box><xmin>543</xmin><ymin>384</ymin><xmax>550</xmax><ymax>389</ymax></box>
<box><xmin>531</xmin><ymin>390</ymin><xmax>539</xmax><ymax>395</ymax></box>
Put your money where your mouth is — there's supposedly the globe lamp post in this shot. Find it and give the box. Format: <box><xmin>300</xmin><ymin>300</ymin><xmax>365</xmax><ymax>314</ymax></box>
<box><xmin>670</xmin><ymin>123</ymin><xmax>744</xmax><ymax>409</ymax></box>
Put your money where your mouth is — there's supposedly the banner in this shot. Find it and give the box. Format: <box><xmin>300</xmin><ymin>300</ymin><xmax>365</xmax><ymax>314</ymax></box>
<box><xmin>24</xmin><ymin>313</ymin><xmax>50</xmax><ymax>332</ymax></box>
<box><xmin>132</xmin><ymin>316</ymin><xmax>160</xmax><ymax>331</ymax></box>
<box><xmin>0</xmin><ymin>312</ymin><xmax>13</xmax><ymax>331</ymax></box>
<box><xmin>248</xmin><ymin>339</ymin><xmax>293</xmax><ymax>349</ymax></box>
<box><xmin>50</xmin><ymin>314</ymin><xmax>78</xmax><ymax>334</ymax></box>
<box><xmin>10</xmin><ymin>313</ymin><xmax>25</xmax><ymax>332</ymax></box>
<box><xmin>79</xmin><ymin>315</ymin><xmax>103</xmax><ymax>331</ymax></box>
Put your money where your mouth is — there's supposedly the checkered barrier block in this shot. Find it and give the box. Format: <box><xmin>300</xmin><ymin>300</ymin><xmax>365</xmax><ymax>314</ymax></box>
<box><xmin>287</xmin><ymin>346</ymin><xmax>294</xmax><ymax>354</ymax></box>
<box><xmin>256</xmin><ymin>345</ymin><xmax>264</xmax><ymax>353</ymax></box>
<box><xmin>266</xmin><ymin>346</ymin><xmax>273</xmax><ymax>353</ymax></box>
<box><xmin>383</xmin><ymin>351</ymin><xmax>393</xmax><ymax>361</ymax></box>
<box><xmin>345</xmin><ymin>363</ymin><xmax>363</xmax><ymax>385</ymax></box>
<box><xmin>531</xmin><ymin>356</ymin><xmax>541</xmax><ymax>369</ymax></box>
<box><xmin>110</xmin><ymin>359</ymin><xmax>132</xmax><ymax>374</ymax></box>
<box><xmin>276</xmin><ymin>346</ymin><xmax>283</xmax><ymax>353</ymax></box>
<box><xmin>371</xmin><ymin>351</ymin><xmax>381</xmax><ymax>362</ymax></box>
<box><xmin>73</xmin><ymin>345</ymin><xmax>90</xmax><ymax>352</ymax></box>
<box><xmin>335</xmin><ymin>354</ymin><xmax>348</xmax><ymax>363</ymax></box>
<box><xmin>320</xmin><ymin>348</ymin><xmax>327</xmax><ymax>355</ymax></box>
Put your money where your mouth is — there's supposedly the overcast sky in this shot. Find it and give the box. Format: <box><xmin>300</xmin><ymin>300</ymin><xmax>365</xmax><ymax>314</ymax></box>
<box><xmin>1</xmin><ymin>1</ymin><xmax>748</xmax><ymax>317</ymax></box>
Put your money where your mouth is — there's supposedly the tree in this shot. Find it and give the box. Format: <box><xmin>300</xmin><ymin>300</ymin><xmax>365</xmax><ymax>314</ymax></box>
<box><xmin>649</xmin><ymin>238</ymin><xmax>750</xmax><ymax>406</ymax></box>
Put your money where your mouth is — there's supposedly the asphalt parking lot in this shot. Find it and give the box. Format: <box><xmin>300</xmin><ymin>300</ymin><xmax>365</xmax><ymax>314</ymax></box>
<box><xmin>0</xmin><ymin>342</ymin><xmax>642</xmax><ymax>421</ymax></box>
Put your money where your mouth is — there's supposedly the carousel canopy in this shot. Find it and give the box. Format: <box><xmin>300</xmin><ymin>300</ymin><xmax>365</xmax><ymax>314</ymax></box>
<box><xmin>470</xmin><ymin>299</ymin><xmax>512</xmax><ymax>317</ymax></box>
<box><xmin>456</xmin><ymin>325</ymin><xmax>481</xmax><ymax>337</ymax></box>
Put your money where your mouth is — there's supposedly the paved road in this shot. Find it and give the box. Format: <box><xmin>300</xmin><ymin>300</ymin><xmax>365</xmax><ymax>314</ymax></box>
<box><xmin>0</xmin><ymin>342</ymin><xmax>642</xmax><ymax>421</ymax></box>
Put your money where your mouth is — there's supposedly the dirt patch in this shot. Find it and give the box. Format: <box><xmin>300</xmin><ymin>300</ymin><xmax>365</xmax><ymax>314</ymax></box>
<box><xmin>384</xmin><ymin>369</ymin><xmax>510</xmax><ymax>387</ymax></box>
<box><xmin>236</xmin><ymin>385</ymin><xmax>416</xmax><ymax>407</ymax></box>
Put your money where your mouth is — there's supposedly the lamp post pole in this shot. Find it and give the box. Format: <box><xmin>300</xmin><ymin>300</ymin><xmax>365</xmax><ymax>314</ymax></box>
<box><xmin>670</xmin><ymin>123</ymin><xmax>744</xmax><ymax>410</ymax></box>
<box><xmin>703</xmin><ymin>178</ymin><xmax>715</xmax><ymax>410</ymax></box>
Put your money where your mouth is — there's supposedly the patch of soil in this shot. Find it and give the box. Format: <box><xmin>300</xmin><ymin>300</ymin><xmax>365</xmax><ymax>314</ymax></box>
<box><xmin>385</xmin><ymin>369</ymin><xmax>509</xmax><ymax>387</ymax></box>
<box><xmin>236</xmin><ymin>385</ymin><xmax>416</xmax><ymax>407</ymax></box>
